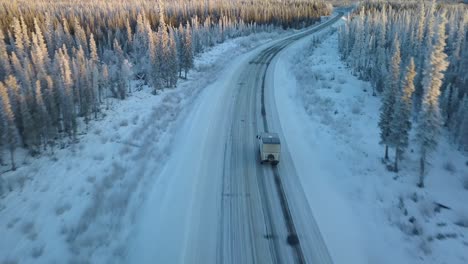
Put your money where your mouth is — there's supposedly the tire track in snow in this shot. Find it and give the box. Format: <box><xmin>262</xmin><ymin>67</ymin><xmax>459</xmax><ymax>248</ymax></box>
<box><xmin>257</xmin><ymin>12</ymin><xmax>344</xmax><ymax>264</ymax></box>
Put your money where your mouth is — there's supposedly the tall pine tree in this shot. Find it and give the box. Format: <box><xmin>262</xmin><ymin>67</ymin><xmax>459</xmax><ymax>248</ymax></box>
<box><xmin>378</xmin><ymin>36</ymin><xmax>401</xmax><ymax>161</ymax></box>
<box><xmin>416</xmin><ymin>10</ymin><xmax>449</xmax><ymax>187</ymax></box>
<box><xmin>391</xmin><ymin>58</ymin><xmax>416</xmax><ymax>172</ymax></box>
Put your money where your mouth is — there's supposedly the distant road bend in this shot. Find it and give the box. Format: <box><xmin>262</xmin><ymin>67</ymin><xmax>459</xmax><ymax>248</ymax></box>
<box><xmin>217</xmin><ymin>12</ymin><xmax>344</xmax><ymax>264</ymax></box>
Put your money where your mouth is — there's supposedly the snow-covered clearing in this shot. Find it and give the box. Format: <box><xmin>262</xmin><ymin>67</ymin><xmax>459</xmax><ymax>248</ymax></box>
<box><xmin>0</xmin><ymin>30</ymin><xmax>290</xmax><ymax>264</ymax></box>
<box><xmin>273</xmin><ymin>19</ymin><xmax>468</xmax><ymax>264</ymax></box>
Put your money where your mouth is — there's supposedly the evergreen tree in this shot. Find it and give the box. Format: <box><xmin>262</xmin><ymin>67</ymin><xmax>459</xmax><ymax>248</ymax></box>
<box><xmin>182</xmin><ymin>21</ymin><xmax>194</xmax><ymax>79</ymax></box>
<box><xmin>416</xmin><ymin>10</ymin><xmax>449</xmax><ymax>188</ymax></box>
<box><xmin>455</xmin><ymin>96</ymin><xmax>468</xmax><ymax>150</ymax></box>
<box><xmin>0</xmin><ymin>30</ymin><xmax>11</xmax><ymax>81</ymax></box>
<box><xmin>0</xmin><ymin>82</ymin><xmax>19</xmax><ymax>170</ymax></box>
<box><xmin>378</xmin><ymin>36</ymin><xmax>401</xmax><ymax>161</ymax></box>
<box><xmin>33</xmin><ymin>79</ymin><xmax>51</xmax><ymax>150</ymax></box>
<box><xmin>415</xmin><ymin>0</ymin><xmax>436</xmax><ymax>111</ymax></box>
<box><xmin>176</xmin><ymin>23</ymin><xmax>185</xmax><ymax>78</ymax></box>
<box><xmin>168</xmin><ymin>27</ymin><xmax>179</xmax><ymax>87</ymax></box>
<box><xmin>391</xmin><ymin>58</ymin><xmax>416</xmax><ymax>172</ymax></box>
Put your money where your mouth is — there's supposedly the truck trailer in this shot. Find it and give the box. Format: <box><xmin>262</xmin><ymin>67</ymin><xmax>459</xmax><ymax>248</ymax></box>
<box><xmin>257</xmin><ymin>132</ymin><xmax>281</xmax><ymax>165</ymax></box>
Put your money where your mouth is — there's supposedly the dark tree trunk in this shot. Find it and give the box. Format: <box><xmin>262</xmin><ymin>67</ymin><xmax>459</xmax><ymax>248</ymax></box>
<box><xmin>394</xmin><ymin>149</ymin><xmax>399</xmax><ymax>172</ymax></box>
<box><xmin>418</xmin><ymin>156</ymin><xmax>425</xmax><ymax>188</ymax></box>
<box><xmin>384</xmin><ymin>145</ymin><xmax>389</xmax><ymax>160</ymax></box>
<box><xmin>9</xmin><ymin>146</ymin><xmax>15</xmax><ymax>171</ymax></box>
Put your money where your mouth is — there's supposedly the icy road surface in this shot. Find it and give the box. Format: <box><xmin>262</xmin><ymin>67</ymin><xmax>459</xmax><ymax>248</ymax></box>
<box><xmin>128</xmin><ymin>13</ymin><xmax>343</xmax><ymax>264</ymax></box>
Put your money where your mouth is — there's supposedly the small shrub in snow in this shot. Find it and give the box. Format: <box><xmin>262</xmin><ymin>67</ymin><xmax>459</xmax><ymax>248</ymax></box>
<box><xmin>337</xmin><ymin>75</ymin><xmax>346</xmax><ymax>84</ymax></box>
<box><xmin>78</xmin><ymin>144</ymin><xmax>85</xmax><ymax>151</ymax></box>
<box><xmin>60</xmin><ymin>224</ymin><xmax>68</xmax><ymax>235</ymax></box>
<box><xmin>21</xmin><ymin>221</ymin><xmax>35</xmax><ymax>234</ymax></box>
<box><xmin>436</xmin><ymin>233</ymin><xmax>452</xmax><ymax>240</ymax></box>
<box><xmin>119</xmin><ymin>119</ymin><xmax>129</xmax><ymax>127</ymax></box>
<box><xmin>2</xmin><ymin>259</ymin><xmax>18</xmax><ymax>264</ymax></box>
<box><xmin>55</xmin><ymin>203</ymin><xmax>72</xmax><ymax>216</ymax></box>
<box><xmin>93</xmin><ymin>154</ymin><xmax>105</xmax><ymax>161</ymax></box>
<box><xmin>7</xmin><ymin>217</ymin><xmax>20</xmax><ymax>229</ymax></box>
<box><xmin>419</xmin><ymin>200</ymin><xmax>435</xmax><ymax>218</ymax></box>
<box><xmin>100</xmin><ymin>136</ymin><xmax>109</xmax><ymax>144</ymax></box>
<box><xmin>455</xmin><ymin>215</ymin><xmax>468</xmax><ymax>228</ymax></box>
<box><xmin>120</xmin><ymin>146</ymin><xmax>132</xmax><ymax>156</ymax></box>
<box><xmin>442</xmin><ymin>161</ymin><xmax>456</xmax><ymax>173</ymax></box>
<box><xmin>334</xmin><ymin>86</ymin><xmax>342</xmax><ymax>93</ymax></box>
<box><xmin>398</xmin><ymin>197</ymin><xmax>408</xmax><ymax>216</ymax></box>
<box><xmin>351</xmin><ymin>103</ymin><xmax>362</xmax><ymax>115</ymax></box>
<box><xmin>93</xmin><ymin>128</ymin><xmax>102</xmax><ymax>136</ymax></box>
<box><xmin>86</xmin><ymin>176</ymin><xmax>96</xmax><ymax>183</ymax></box>
<box><xmin>419</xmin><ymin>239</ymin><xmax>431</xmax><ymax>255</ymax></box>
<box><xmin>132</xmin><ymin>114</ymin><xmax>139</xmax><ymax>125</ymax></box>
<box><xmin>31</xmin><ymin>245</ymin><xmax>44</xmax><ymax>258</ymax></box>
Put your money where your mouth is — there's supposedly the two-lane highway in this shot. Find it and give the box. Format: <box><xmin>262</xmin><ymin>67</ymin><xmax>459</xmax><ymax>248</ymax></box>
<box><xmin>127</xmin><ymin>12</ymin><xmax>343</xmax><ymax>264</ymax></box>
<box><xmin>217</xmin><ymin>13</ymin><xmax>343</xmax><ymax>264</ymax></box>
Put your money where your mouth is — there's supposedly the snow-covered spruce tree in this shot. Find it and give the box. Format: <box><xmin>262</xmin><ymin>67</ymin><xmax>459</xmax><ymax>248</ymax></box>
<box><xmin>31</xmin><ymin>19</ymin><xmax>51</xmax><ymax>82</ymax></box>
<box><xmin>416</xmin><ymin>10</ymin><xmax>449</xmax><ymax>188</ymax></box>
<box><xmin>0</xmin><ymin>82</ymin><xmax>19</xmax><ymax>170</ymax></box>
<box><xmin>44</xmin><ymin>75</ymin><xmax>58</xmax><ymax>152</ymax></box>
<box><xmin>168</xmin><ymin>27</ymin><xmax>179</xmax><ymax>88</ymax></box>
<box><xmin>182</xmin><ymin>21</ymin><xmax>194</xmax><ymax>79</ymax></box>
<box><xmin>147</xmin><ymin>30</ymin><xmax>161</xmax><ymax>94</ymax></box>
<box><xmin>33</xmin><ymin>79</ymin><xmax>52</xmax><ymax>150</ymax></box>
<box><xmin>378</xmin><ymin>35</ymin><xmax>401</xmax><ymax>161</ymax></box>
<box><xmin>441</xmin><ymin>83</ymin><xmax>460</xmax><ymax>128</ymax></box>
<box><xmin>55</xmin><ymin>46</ymin><xmax>77</xmax><ymax>140</ymax></box>
<box><xmin>391</xmin><ymin>58</ymin><xmax>416</xmax><ymax>172</ymax></box>
<box><xmin>455</xmin><ymin>96</ymin><xmax>468</xmax><ymax>151</ymax></box>
<box><xmin>415</xmin><ymin>0</ymin><xmax>436</xmax><ymax>112</ymax></box>
<box><xmin>4</xmin><ymin>76</ymin><xmax>23</xmax><ymax>144</ymax></box>
<box><xmin>112</xmin><ymin>38</ymin><xmax>127</xmax><ymax>99</ymax></box>
<box><xmin>0</xmin><ymin>29</ymin><xmax>11</xmax><ymax>81</ymax></box>
<box><xmin>156</xmin><ymin>0</ymin><xmax>174</xmax><ymax>88</ymax></box>
<box><xmin>12</xmin><ymin>17</ymin><xmax>27</xmax><ymax>63</ymax></box>
<box><xmin>191</xmin><ymin>16</ymin><xmax>203</xmax><ymax>54</ymax></box>
<box><xmin>176</xmin><ymin>23</ymin><xmax>185</xmax><ymax>78</ymax></box>
<box><xmin>132</xmin><ymin>13</ymin><xmax>150</xmax><ymax>82</ymax></box>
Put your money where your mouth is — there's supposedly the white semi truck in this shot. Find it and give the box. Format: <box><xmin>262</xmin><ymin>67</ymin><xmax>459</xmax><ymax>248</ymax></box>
<box><xmin>257</xmin><ymin>132</ymin><xmax>281</xmax><ymax>165</ymax></box>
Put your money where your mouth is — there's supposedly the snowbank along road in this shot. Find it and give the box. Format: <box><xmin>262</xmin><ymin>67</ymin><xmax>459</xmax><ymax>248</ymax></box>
<box><xmin>218</xmin><ymin>12</ymin><xmax>344</xmax><ymax>264</ymax></box>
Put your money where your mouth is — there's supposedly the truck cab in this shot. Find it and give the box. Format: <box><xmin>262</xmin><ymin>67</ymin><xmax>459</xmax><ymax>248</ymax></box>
<box><xmin>257</xmin><ymin>132</ymin><xmax>281</xmax><ymax>165</ymax></box>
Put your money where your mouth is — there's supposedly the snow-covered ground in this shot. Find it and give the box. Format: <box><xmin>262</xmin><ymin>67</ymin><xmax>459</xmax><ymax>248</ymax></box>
<box><xmin>273</xmin><ymin>20</ymin><xmax>468</xmax><ymax>264</ymax></box>
<box><xmin>0</xmin><ymin>30</ymin><xmax>290</xmax><ymax>264</ymax></box>
<box><xmin>1</xmin><ymin>15</ymin><xmax>467</xmax><ymax>264</ymax></box>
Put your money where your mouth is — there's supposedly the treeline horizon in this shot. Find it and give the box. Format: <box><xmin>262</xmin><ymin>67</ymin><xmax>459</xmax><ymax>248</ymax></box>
<box><xmin>0</xmin><ymin>0</ymin><xmax>333</xmax><ymax>171</ymax></box>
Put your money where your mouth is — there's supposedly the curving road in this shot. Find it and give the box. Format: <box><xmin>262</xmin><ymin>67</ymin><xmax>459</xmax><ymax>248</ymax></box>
<box><xmin>217</xmin><ymin>13</ymin><xmax>343</xmax><ymax>264</ymax></box>
<box><xmin>127</xmin><ymin>12</ymin><xmax>343</xmax><ymax>264</ymax></box>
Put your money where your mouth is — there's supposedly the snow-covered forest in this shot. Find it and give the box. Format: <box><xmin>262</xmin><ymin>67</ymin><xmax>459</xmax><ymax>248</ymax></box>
<box><xmin>0</xmin><ymin>0</ymin><xmax>332</xmax><ymax>171</ymax></box>
<box><xmin>338</xmin><ymin>0</ymin><xmax>467</xmax><ymax>185</ymax></box>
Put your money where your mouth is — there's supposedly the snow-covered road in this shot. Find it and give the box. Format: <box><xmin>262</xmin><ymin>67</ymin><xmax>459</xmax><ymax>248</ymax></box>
<box><xmin>128</xmin><ymin>13</ymin><xmax>343</xmax><ymax>264</ymax></box>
